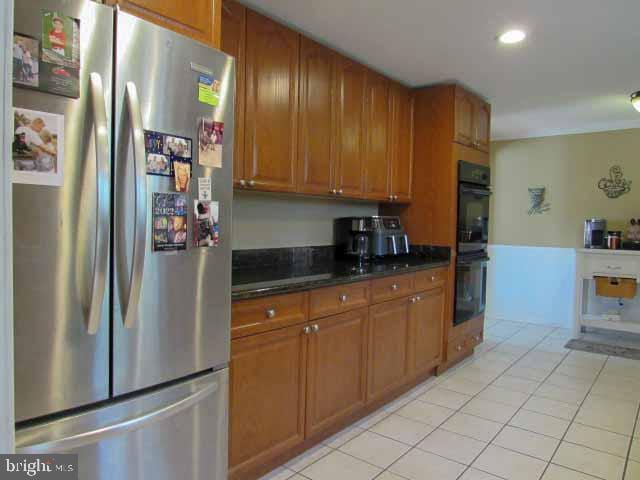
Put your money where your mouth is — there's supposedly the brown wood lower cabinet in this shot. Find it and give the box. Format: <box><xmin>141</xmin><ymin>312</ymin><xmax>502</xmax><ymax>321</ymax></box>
<box><xmin>229</xmin><ymin>268</ymin><xmax>467</xmax><ymax>480</ymax></box>
<box><xmin>367</xmin><ymin>297</ymin><xmax>410</xmax><ymax>402</ymax></box>
<box><xmin>306</xmin><ymin>308</ymin><xmax>368</xmax><ymax>437</ymax></box>
<box><xmin>230</xmin><ymin>324</ymin><xmax>308</xmax><ymax>479</ymax></box>
<box><xmin>408</xmin><ymin>287</ymin><xmax>445</xmax><ymax>377</ymax></box>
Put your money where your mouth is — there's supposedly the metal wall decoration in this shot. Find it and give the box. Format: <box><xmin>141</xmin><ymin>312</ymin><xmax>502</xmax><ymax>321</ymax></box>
<box><xmin>598</xmin><ymin>166</ymin><xmax>632</xmax><ymax>198</ymax></box>
<box><xmin>528</xmin><ymin>187</ymin><xmax>550</xmax><ymax>215</ymax></box>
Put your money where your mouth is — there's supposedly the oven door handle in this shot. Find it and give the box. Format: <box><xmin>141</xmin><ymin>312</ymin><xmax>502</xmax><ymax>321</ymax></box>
<box><xmin>460</xmin><ymin>185</ymin><xmax>492</xmax><ymax>197</ymax></box>
<box><xmin>457</xmin><ymin>257</ymin><xmax>490</xmax><ymax>267</ymax></box>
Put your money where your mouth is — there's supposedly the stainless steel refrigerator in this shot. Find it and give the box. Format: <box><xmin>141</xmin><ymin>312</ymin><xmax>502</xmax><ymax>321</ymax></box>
<box><xmin>12</xmin><ymin>2</ymin><xmax>232</xmax><ymax>479</ymax></box>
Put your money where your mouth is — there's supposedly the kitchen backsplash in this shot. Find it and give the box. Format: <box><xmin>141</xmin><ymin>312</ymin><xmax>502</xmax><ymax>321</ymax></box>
<box><xmin>232</xmin><ymin>191</ymin><xmax>378</xmax><ymax>250</ymax></box>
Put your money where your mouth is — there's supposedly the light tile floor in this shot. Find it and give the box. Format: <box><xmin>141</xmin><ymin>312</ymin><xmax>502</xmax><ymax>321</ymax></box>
<box><xmin>259</xmin><ymin>319</ymin><xmax>640</xmax><ymax>480</ymax></box>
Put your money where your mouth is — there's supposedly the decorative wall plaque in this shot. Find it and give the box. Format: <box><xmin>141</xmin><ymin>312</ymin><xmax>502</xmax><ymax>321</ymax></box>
<box><xmin>528</xmin><ymin>187</ymin><xmax>550</xmax><ymax>215</ymax></box>
<box><xmin>598</xmin><ymin>166</ymin><xmax>632</xmax><ymax>198</ymax></box>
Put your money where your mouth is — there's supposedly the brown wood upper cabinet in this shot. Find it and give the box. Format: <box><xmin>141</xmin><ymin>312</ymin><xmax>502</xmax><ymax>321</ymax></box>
<box><xmin>297</xmin><ymin>38</ymin><xmax>336</xmax><ymax>195</ymax></box>
<box><xmin>113</xmin><ymin>0</ymin><xmax>221</xmax><ymax>48</ymax></box>
<box><xmin>220</xmin><ymin>0</ymin><xmax>245</xmax><ymax>187</ymax></box>
<box><xmin>362</xmin><ymin>70</ymin><xmax>391</xmax><ymax>201</ymax></box>
<box><xmin>305</xmin><ymin>308</ymin><xmax>368</xmax><ymax>438</ymax></box>
<box><xmin>454</xmin><ymin>86</ymin><xmax>490</xmax><ymax>153</ymax></box>
<box><xmin>388</xmin><ymin>83</ymin><xmax>414</xmax><ymax>202</ymax></box>
<box><xmin>243</xmin><ymin>10</ymin><xmax>300</xmax><ymax>192</ymax></box>
<box><xmin>333</xmin><ymin>54</ymin><xmax>367</xmax><ymax>198</ymax></box>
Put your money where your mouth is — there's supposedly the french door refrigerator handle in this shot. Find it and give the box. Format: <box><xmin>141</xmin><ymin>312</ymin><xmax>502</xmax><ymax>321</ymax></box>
<box><xmin>121</xmin><ymin>81</ymin><xmax>147</xmax><ymax>329</ymax></box>
<box><xmin>86</xmin><ymin>73</ymin><xmax>111</xmax><ymax>335</ymax></box>
<box><xmin>17</xmin><ymin>380</ymin><xmax>219</xmax><ymax>454</ymax></box>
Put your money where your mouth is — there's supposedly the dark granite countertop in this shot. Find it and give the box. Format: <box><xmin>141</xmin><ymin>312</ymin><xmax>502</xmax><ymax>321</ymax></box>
<box><xmin>232</xmin><ymin>247</ymin><xmax>450</xmax><ymax>301</ymax></box>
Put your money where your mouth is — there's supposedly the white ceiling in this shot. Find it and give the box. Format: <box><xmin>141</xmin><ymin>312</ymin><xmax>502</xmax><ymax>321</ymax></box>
<box><xmin>241</xmin><ymin>0</ymin><xmax>640</xmax><ymax>140</ymax></box>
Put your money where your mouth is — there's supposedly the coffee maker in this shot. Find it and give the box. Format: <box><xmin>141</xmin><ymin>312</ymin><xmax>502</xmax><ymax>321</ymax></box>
<box><xmin>584</xmin><ymin>218</ymin><xmax>607</xmax><ymax>249</ymax></box>
<box><xmin>334</xmin><ymin>216</ymin><xmax>410</xmax><ymax>259</ymax></box>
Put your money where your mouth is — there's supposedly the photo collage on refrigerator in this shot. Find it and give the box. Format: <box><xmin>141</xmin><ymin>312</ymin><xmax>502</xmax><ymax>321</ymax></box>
<box><xmin>147</xmin><ymin>70</ymin><xmax>225</xmax><ymax>252</ymax></box>
<box><xmin>12</xmin><ymin>10</ymin><xmax>81</xmax><ymax>187</ymax></box>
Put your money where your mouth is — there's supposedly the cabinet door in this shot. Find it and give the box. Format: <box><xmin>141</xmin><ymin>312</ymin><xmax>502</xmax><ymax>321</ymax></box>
<box><xmin>367</xmin><ymin>297</ymin><xmax>410</xmax><ymax>402</ymax></box>
<box><xmin>362</xmin><ymin>70</ymin><xmax>391</xmax><ymax>201</ymax></box>
<box><xmin>333</xmin><ymin>55</ymin><xmax>366</xmax><ymax>198</ymax></box>
<box><xmin>115</xmin><ymin>0</ymin><xmax>221</xmax><ymax>47</ymax></box>
<box><xmin>408</xmin><ymin>287</ymin><xmax>444</xmax><ymax>376</ymax></box>
<box><xmin>220</xmin><ymin>0</ymin><xmax>245</xmax><ymax>186</ymax></box>
<box><xmin>389</xmin><ymin>83</ymin><xmax>413</xmax><ymax>202</ymax></box>
<box><xmin>244</xmin><ymin>11</ymin><xmax>299</xmax><ymax>192</ymax></box>
<box><xmin>454</xmin><ymin>87</ymin><xmax>474</xmax><ymax>147</ymax></box>
<box><xmin>473</xmin><ymin>99</ymin><xmax>491</xmax><ymax>153</ymax></box>
<box><xmin>297</xmin><ymin>38</ymin><xmax>336</xmax><ymax>195</ymax></box>
<box><xmin>306</xmin><ymin>308</ymin><xmax>368</xmax><ymax>437</ymax></box>
<box><xmin>229</xmin><ymin>324</ymin><xmax>308</xmax><ymax>475</ymax></box>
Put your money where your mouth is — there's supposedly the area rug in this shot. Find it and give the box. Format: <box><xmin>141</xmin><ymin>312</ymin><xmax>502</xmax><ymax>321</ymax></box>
<box><xmin>565</xmin><ymin>339</ymin><xmax>640</xmax><ymax>360</ymax></box>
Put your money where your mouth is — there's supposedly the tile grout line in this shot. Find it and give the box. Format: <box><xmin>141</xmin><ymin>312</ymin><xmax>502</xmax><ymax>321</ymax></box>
<box><xmin>366</xmin><ymin>321</ymin><xmax>533</xmax><ymax>480</ymax></box>
<box><xmin>536</xmin><ymin>351</ymin><xmax>610</xmax><ymax>480</ymax></box>
<box><xmin>269</xmin><ymin>321</ymin><xmax>569</xmax><ymax>480</ymax></box>
<box><xmin>622</xmin><ymin>399</ymin><xmax>640</xmax><ymax>480</ymax></box>
<box><xmin>453</xmin><ymin>325</ymin><xmax>571</xmax><ymax>479</ymax></box>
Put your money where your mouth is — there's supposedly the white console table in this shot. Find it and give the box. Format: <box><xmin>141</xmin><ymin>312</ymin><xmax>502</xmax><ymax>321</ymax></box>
<box><xmin>574</xmin><ymin>249</ymin><xmax>640</xmax><ymax>337</ymax></box>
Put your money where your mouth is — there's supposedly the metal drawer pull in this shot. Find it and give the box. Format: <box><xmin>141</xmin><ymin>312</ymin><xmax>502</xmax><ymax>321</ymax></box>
<box><xmin>311</xmin><ymin>324</ymin><xmax>319</xmax><ymax>333</ymax></box>
<box><xmin>248</xmin><ymin>180</ymin><xmax>256</xmax><ymax>187</ymax></box>
<box><xmin>303</xmin><ymin>326</ymin><xmax>311</xmax><ymax>334</ymax></box>
<box><xmin>456</xmin><ymin>345</ymin><xmax>462</xmax><ymax>352</ymax></box>
<box><xmin>391</xmin><ymin>284</ymin><xmax>399</xmax><ymax>291</ymax></box>
<box><xmin>239</xmin><ymin>179</ymin><xmax>246</xmax><ymax>186</ymax></box>
<box><xmin>416</xmin><ymin>296</ymin><xmax>422</xmax><ymax>301</ymax></box>
<box><xmin>265</xmin><ymin>308</ymin><xmax>276</xmax><ymax>319</ymax></box>
<box><xmin>431</xmin><ymin>275</ymin><xmax>436</xmax><ymax>281</ymax></box>
<box><xmin>410</xmin><ymin>297</ymin><xmax>417</xmax><ymax>304</ymax></box>
<box><xmin>475</xmin><ymin>335</ymin><xmax>481</xmax><ymax>341</ymax></box>
<box><xmin>339</xmin><ymin>294</ymin><xmax>348</xmax><ymax>303</ymax></box>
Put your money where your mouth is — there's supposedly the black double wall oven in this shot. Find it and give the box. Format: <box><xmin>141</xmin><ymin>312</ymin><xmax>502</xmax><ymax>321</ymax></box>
<box><xmin>455</xmin><ymin>161</ymin><xmax>491</xmax><ymax>326</ymax></box>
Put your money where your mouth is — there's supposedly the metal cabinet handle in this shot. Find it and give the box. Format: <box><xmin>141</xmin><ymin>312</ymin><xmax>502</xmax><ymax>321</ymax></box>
<box><xmin>456</xmin><ymin>344</ymin><xmax>462</xmax><ymax>352</ymax></box>
<box><xmin>339</xmin><ymin>294</ymin><xmax>348</xmax><ymax>303</ymax></box>
<box><xmin>388</xmin><ymin>195</ymin><xmax>394</xmax><ymax>201</ymax></box>
<box><xmin>265</xmin><ymin>308</ymin><xmax>276</xmax><ymax>319</ymax></box>
<box><xmin>338</xmin><ymin>189</ymin><xmax>343</xmax><ymax>195</ymax></box>
<box><xmin>303</xmin><ymin>326</ymin><xmax>311</xmax><ymax>334</ymax></box>
<box><xmin>331</xmin><ymin>189</ymin><xmax>337</xmax><ymax>195</ymax></box>
<box><xmin>248</xmin><ymin>180</ymin><xmax>256</xmax><ymax>187</ymax></box>
<box><xmin>85</xmin><ymin>73</ymin><xmax>111</xmax><ymax>335</ymax></box>
<box><xmin>475</xmin><ymin>335</ymin><xmax>481</xmax><ymax>341</ymax></box>
<box><xmin>311</xmin><ymin>324</ymin><xmax>319</xmax><ymax>333</ymax></box>
<box><xmin>391</xmin><ymin>284</ymin><xmax>399</xmax><ymax>291</ymax></box>
<box><xmin>17</xmin><ymin>378</ymin><xmax>218</xmax><ymax>453</ymax></box>
<box><xmin>118</xmin><ymin>82</ymin><xmax>147</xmax><ymax>329</ymax></box>
<box><xmin>393</xmin><ymin>195</ymin><xmax>398</xmax><ymax>201</ymax></box>
<box><xmin>410</xmin><ymin>297</ymin><xmax>417</xmax><ymax>304</ymax></box>
<box><xmin>416</xmin><ymin>296</ymin><xmax>422</xmax><ymax>301</ymax></box>
<box><xmin>239</xmin><ymin>179</ymin><xmax>246</xmax><ymax>187</ymax></box>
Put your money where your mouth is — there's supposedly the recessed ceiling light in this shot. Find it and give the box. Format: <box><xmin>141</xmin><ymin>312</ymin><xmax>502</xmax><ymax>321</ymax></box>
<box><xmin>631</xmin><ymin>91</ymin><xmax>640</xmax><ymax>113</ymax></box>
<box><xmin>498</xmin><ymin>29</ymin><xmax>526</xmax><ymax>44</ymax></box>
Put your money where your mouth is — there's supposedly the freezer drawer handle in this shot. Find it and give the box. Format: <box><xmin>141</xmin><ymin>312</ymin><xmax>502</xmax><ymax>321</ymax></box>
<box><xmin>85</xmin><ymin>73</ymin><xmax>111</xmax><ymax>335</ymax></box>
<box><xmin>17</xmin><ymin>379</ymin><xmax>219</xmax><ymax>454</ymax></box>
<box><xmin>119</xmin><ymin>82</ymin><xmax>147</xmax><ymax>329</ymax></box>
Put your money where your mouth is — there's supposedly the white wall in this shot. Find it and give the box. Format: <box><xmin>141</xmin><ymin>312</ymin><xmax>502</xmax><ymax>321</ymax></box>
<box><xmin>486</xmin><ymin>245</ymin><xmax>576</xmax><ymax>328</ymax></box>
<box><xmin>232</xmin><ymin>190</ymin><xmax>378</xmax><ymax>250</ymax></box>
<box><xmin>0</xmin><ymin>0</ymin><xmax>15</xmax><ymax>453</ymax></box>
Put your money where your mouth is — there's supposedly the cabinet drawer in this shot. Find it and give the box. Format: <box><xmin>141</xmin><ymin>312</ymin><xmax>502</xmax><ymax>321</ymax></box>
<box><xmin>583</xmin><ymin>253</ymin><xmax>640</xmax><ymax>279</ymax></box>
<box><xmin>466</xmin><ymin>328</ymin><xmax>483</xmax><ymax>349</ymax></box>
<box><xmin>232</xmin><ymin>292</ymin><xmax>308</xmax><ymax>339</ymax></box>
<box><xmin>370</xmin><ymin>274</ymin><xmax>414</xmax><ymax>304</ymax></box>
<box><xmin>414</xmin><ymin>267</ymin><xmax>447</xmax><ymax>291</ymax></box>
<box><xmin>446</xmin><ymin>336</ymin><xmax>469</xmax><ymax>365</ymax></box>
<box><xmin>309</xmin><ymin>281</ymin><xmax>370</xmax><ymax>319</ymax></box>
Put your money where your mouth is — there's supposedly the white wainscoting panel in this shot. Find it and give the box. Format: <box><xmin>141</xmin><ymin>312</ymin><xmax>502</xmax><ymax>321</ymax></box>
<box><xmin>486</xmin><ymin>245</ymin><xmax>576</xmax><ymax>328</ymax></box>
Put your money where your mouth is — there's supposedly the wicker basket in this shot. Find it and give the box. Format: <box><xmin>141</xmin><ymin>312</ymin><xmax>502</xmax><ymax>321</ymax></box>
<box><xmin>595</xmin><ymin>276</ymin><xmax>637</xmax><ymax>299</ymax></box>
